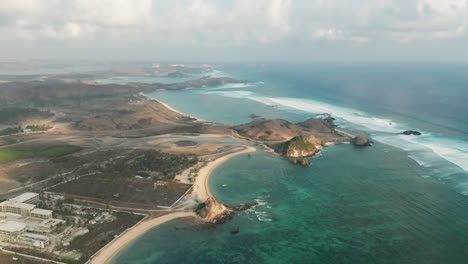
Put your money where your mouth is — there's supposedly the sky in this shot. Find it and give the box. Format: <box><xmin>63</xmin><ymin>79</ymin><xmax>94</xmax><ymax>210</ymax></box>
<box><xmin>1</xmin><ymin>0</ymin><xmax>468</xmax><ymax>63</ymax></box>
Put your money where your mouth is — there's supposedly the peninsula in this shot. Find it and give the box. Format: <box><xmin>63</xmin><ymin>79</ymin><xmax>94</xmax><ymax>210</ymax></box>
<box><xmin>0</xmin><ymin>64</ymin><xmax>350</xmax><ymax>264</ymax></box>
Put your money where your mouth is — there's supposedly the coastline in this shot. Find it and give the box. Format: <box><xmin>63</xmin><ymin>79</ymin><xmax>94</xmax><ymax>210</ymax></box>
<box><xmin>92</xmin><ymin>146</ymin><xmax>256</xmax><ymax>264</ymax></box>
<box><xmin>138</xmin><ymin>92</ymin><xmax>206</xmax><ymax>122</ymax></box>
<box><xmin>89</xmin><ymin>212</ymin><xmax>196</xmax><ymax>264</ymax></box>
<box><xmin>89</xmin><ymin>99</ymin><xmax>256</xmax><ymax>264</ymax></box>
<box><xmin>193</xmin><ymin>146</ymin><xmax>257</xmax><ymax>202</ymax></box>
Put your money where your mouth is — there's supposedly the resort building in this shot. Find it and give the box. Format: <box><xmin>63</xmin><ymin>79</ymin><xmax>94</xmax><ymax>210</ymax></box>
<box><xmin>0</xmin><ymin>220</ymin><xmax>27</xmax><ymax>241</ymax></box>
<box><xmin>0</xmin><ymin>193</ymin><xmax>61</xmax><ymax>250</ymax></box>
<box><xmin>0</xmin><ymin>201</ymin><xmax>35</xmax><ymax>216</ymax></box>
<box><xmin>18</xmin><ymin>233</ymin><xmax>50</xmax><ymax>248</ymax></box>
<box><xmin>0</xmin><ymin>193</ymin><xmax>52</xmax><ymax>220</ymax></box>
<box><xmin>30</xmin><ymin>208</ymin><xmax>53</xmax><ymax>220</ymax></box>
<box><xmin>9</xmin><ymin>192</ymin><xmax>40</xmax><ymax>204</ymax></box>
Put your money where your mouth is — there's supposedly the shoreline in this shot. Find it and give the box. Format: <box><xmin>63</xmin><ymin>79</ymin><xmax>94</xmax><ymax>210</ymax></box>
<box><xmin>89</xmin><ymin>212</ymin><xmax>196</xmax><ymax>264</ymax></box>
<box><xmin>92</xmin><ymin>146</ymin><xmax>256</xmax><ymax>264</ymax></box>
<box><xmin>193</xmin><ymin>146</ymin><xmax>257</xmax><ymax>202</ymax></box>
<box><xmin>138</xmin><ymin>92</ymin><xmax>206</xmax><ymax>122</ymax></box>
<box><xmin>89</xmin><ymin>99</ymin><xmax>256</xmax><ymax>264</ymax></box>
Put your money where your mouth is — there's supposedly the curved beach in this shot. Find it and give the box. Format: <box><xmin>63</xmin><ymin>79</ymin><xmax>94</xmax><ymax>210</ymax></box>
<box><xmin>91</xmin><ymin>145</ymin><xmax>256</xmax><ymax>264</ymax></box>
<box><xmin>193</xmin><ymin>146</ymin><xmax>257</xmax><ymax>202</ymax></box>
<box><xmin>89</xmin><ymin>212</ymin><xmax>196</xmax><ymax>264</ymax></box>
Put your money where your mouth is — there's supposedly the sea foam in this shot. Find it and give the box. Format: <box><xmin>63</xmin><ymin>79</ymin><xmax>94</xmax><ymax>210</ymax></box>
<box><xmin>206</xmin><ymin>89</ymin><xmax>468</xmax><ymax>175</ymax></box>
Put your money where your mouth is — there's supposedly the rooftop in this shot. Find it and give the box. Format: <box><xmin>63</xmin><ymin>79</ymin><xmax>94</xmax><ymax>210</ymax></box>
<box><xmin>31</xmin><ymin>208</ymin><xmax>53</xmax><ymax>216</ymax></box>
<box><xmin>18</xmin><ymin>232</ymin><xmax>49</xmax><ymax>242</ymax></box>
<box><xmin>0</xmin><ymin>201</ymin><xmax>36</xmax><ymax>210</ymax></box>
<box><xmin>9</xmin><ymin>192</ymin><xmax>39</xmax><ymax>203</ymax></box>
<box><xmin>0</xmin><ymin>220</ymin><xmax>27</xmax><ymax>233</ymax></box>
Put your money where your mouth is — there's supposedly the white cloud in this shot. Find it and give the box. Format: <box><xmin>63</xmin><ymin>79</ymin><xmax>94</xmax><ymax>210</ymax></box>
<box><xmin>68</xmin><ymin>0</ymin><xmax>153</xmax><ymax>27</ymax></box>
<box><xmin>314</xmin><ymin>27</ymin><xmax>344</xmax><ymax>40</ymax></box>
<box><xmin>0</xmin><ymin>0</ymin><xmax>152</xmax><ymax>40</ymax></box>
<box><xmin>0</xmin><ymin>0</ymin><xmax>467</xmax><ymax>50</ymax></box>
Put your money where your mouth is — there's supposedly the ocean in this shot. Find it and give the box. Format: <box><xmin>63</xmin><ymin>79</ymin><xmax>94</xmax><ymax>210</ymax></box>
<box><xmin>111</xmin><ymin>64</ymin><xmax>468</xmax><ymax>264</ymax></box>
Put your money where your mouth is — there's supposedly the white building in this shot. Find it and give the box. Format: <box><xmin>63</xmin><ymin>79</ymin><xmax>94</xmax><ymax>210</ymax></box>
<box><xmin>9</xmin><ymin>192</ymin><xmax>39</xmax><ymax>204</ymax></box>
<box><xmin>0</xmin><ymin>201</ymin><xmax>36</xmax><ymax>216</ymax></box>
<box><xmin>0</xmin><ymin>220</ymin><xmax>27</xmax><ymax>241</ymax></box>
<box><xmin>0</xmin><ymin>193</ymin><xmax>52</xmax><ymax>220</ymax></box>
<box><xmin>30</xmin><ymin>208</ymin><xmax>53</xmax><ymax>220</ymax></box>
<box><xmin>18</xmin><ymin>233</ymin><xmax>50</xmax><ymax>248</ymax></box>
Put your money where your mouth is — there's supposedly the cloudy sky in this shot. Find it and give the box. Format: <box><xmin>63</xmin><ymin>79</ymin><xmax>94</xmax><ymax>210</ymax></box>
<box><xmin>1</xmin><ymin>0</ymin><xmax>467</xmax><ymax>62</ymax></box>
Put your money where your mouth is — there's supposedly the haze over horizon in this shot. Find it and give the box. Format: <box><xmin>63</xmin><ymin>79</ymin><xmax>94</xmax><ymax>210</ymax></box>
<box><xmin>1</xmin><ymin>0</ymin><xmax>468</xmax><ymax>63</ymax></box>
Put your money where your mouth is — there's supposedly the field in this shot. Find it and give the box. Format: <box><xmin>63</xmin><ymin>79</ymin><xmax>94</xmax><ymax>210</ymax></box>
<box><xmin>0</xmin><ymin>145</ymin><xmax>81</xmax><ymax>163</ymax></box>
<box><xmin>49</xmin><ymin>176</ymin><xmax>191</xmax><ymax>208</ymax></box>
<box><xmin>69</xmin><ymin>211</ymin><xmax>144</xmax><ymax>263</ymax></box>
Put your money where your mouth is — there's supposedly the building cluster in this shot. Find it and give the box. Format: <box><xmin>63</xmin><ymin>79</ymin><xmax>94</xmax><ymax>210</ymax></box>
<box><xmin>0</xmin><ymin>192</ymin><xmax>63</xmax><ymax>249</ymax></box>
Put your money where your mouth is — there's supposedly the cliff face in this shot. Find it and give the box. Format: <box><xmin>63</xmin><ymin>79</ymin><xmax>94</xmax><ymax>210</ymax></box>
<box><xmin>197</xmin><ymin>197</ymin><xmax>234</xmax><ymax>224</ymax></box>
<box><xmin>274</xmin><ymin>136</ymin><xmax>322</xmax><ymax>158</ymax></box>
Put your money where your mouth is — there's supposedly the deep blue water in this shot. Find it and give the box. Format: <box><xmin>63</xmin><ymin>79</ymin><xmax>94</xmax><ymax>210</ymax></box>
<box><xmin>112</xmin><ymin>64</ymin><xmax>468</xmax><ymax>263</ymax></box>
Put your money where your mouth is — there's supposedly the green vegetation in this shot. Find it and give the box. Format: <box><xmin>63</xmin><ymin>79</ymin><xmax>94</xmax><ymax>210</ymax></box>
<box><xmin>69</xmin><ymin>212</ymin><xmax>144</xmax><ymax>262</ymax></box>
<box><xmin>288</xmin><ymin>136</ymin><xmax>316</xmax><ymax>153</ymax></box>
<box><xmin>272</xmin><ymin>136</ymin><xmax>318</xmax><ymax>157</ymax></box>
<box><xmin>0</xmin><ymin>145</ymin><xmax>81</xmax><ymax>163</ymax></box>
<box><xmin>0</xmin><ymin>126</ymin><xmax>22</xmax><ymax>136</ymax></box>
<box><xmin>25</xmin><ymin>124</ymin><xmax>52</xmax><ymax>131</ymax></box>
<box><xmin>195</xmin><ymin>202</ymin><xmax>207</xmax><ymax>215</ymax></box>
<box><xmin>97</xmin><ymin>149</ymin><xmax>198</xmax><ymax>180</ymax></box>
<box><xmin>110</xmin><ymin>108</ymin><xmax>135</xmax><ymax>114</ymax></box>
<box><xmin>0</xmin><ymin>107</ymin><xmax>50</xmax><ymax>122</ymax></box>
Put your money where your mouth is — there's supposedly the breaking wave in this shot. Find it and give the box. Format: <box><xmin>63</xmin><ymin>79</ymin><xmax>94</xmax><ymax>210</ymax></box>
<box><xmin>204</xmin><ymin>90</ymin><xmax>468</xmax><ymax>188</ymax></box>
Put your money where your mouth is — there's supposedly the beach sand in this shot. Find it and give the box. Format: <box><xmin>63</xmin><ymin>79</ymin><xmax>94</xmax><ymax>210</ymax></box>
<box><xmin>194</xmin><ymin>146</ymin><xmax>256</xmax><ymax>202</ymax></box>
<box><xmin>139</xmin><ymin>92</ymin><xmax>205</xmax><ymax>122</ymax></box>
<box><xmin>91</xmin><ymin>146</ymin><xmax>256</xmax><ymax>264</ymax></box>
<box><xmin>90</xmin><ymin>212</ymin><xmax>196</xmax><ymax>264</ymax></box>
<box><xmin>88</xmin><ymin>97</ymin><xmax>256</xmax><ymax>263</ymax></box>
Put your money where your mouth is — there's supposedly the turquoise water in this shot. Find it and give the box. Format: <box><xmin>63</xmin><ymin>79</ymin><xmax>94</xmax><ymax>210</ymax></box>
<box><xmin>113</xmin><ymin>145</ymin><xmax>468</xmax><ymax>264</ymax></box>
<box><xmin>111</xmin><ymin>65</ymin><xmax>468</xmax><ymax>263</ymax></box>
<box><xmin>147</xmin><ymin>65</ymin><xmax>468</xmax><ymax>194</ymax></box>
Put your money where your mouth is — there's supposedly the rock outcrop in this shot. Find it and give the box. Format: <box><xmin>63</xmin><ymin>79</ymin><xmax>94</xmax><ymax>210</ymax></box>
<box><xmin>352</xmin><ymin>134</ymin><xmax>372</xmax><ymax>147</ymax></box>
<box><xmin>274</xmin><ymin>136</ymin><xmax>321</xmax><ymax>158</ymax></box>
<box><xmin>196</xmin><ymin>197</ymin><xmax>257</xmax><ymax>224</ymax></box>
<box><xmin>291</xmin><ymin>157</ymin><xmax>311</xmax><ymax>166</ymax></box>
<box><xmin>196</xmin><ymin>197</ymin><xmax>233</xmax><ymax>224</ymax></box>
<box><xmin>273</xmin><ymin>136</ymin><xmax>318</xmax><ymax>165</ymax></box>
<box><xmin>402</xmin><ymin>130</ymin><xmax>422</xmax><ymax>136</ymax></box>
<box><xmin>166</xmin><ymin>71</ymin><xmax>189</xmax><ymax>78</ymax></box>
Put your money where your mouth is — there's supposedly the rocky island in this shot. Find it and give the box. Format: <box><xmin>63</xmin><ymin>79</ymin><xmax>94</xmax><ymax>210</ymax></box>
<box><xmin>232</xmin><ymin>116</ymin><xmax>351</xmax><ymax>164</ymax></box>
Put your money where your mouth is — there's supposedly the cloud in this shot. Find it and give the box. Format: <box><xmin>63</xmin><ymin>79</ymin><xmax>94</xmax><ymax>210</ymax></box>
<box><xmin>314</xmin><ymin>27</ymin><xmax>344</xmax><ymax>41</ymax></box>
<box><xmin>0</xmin><ymin>0</ymin><xmax>468</xmax><ymax>61</ymax></box>
<box><xmin>0</xmin><ymin>0</ymin><xmax>152</xmax><ymax>40</ymax></box>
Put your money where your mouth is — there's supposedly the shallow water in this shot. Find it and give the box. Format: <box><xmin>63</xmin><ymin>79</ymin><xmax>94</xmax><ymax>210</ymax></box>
<box><xmin>146</xmin><ymin>65</ymin><xmax>468</xmax><ymax>194</ymax></box>
<box><xmin>113</xmin><ymin>145</ymin><xmax>468</xmax><ymax>264</ymax></box>
<box><xmin>112</xmin><ymin>65</ymin><xmax>468</xmax><ymax>263</ymax></box>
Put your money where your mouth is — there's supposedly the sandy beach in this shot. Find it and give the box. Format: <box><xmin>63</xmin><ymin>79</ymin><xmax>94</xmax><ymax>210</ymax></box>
<box><xmin>90</xmin><ymin>146</ymin><xmax>256</xmax><ymax>264</ymax></box>
<box><xmin>193</xmin><ymin>146</ymin><xmax>256</xmax><ymax>202</ymax></box>
<box><xmin>138</xmin><ymin>92</ymin><xmax>205</xmax><ymax>122</ymax></box>
<box><xmin>89</xmin><ymin>211</ymin><xmax>196</xmax><ymax>264</ymax></box>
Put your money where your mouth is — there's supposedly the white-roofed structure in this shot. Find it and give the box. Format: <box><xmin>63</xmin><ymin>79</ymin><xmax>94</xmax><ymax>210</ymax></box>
<box><xmin>0</xmin><ymin>220</ymin><xmax>27</xmax><ymax>239</ymax></box>
<box><xmin>30</xmin><ymin>208</ymin><xmax>53</xmax><ymax>219</ymax></box>
<box><xmin>0</xmin><ymin>201</ymin><xmax>35</xmax><ymax>216</ymax></box>
<box><xmin>8</xmin><ymin>192</ymin><xmax>39</xmax><ymax>204</ymax></box>
<box><xmin>0</xmin><ymin>193</ymin><xmax>52</xmax><ymax>219</ymax></box>
<box><xmin>18</xmin><ymin>233</ymin><xmax>50</xmax><ymax>248</ymax></box>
